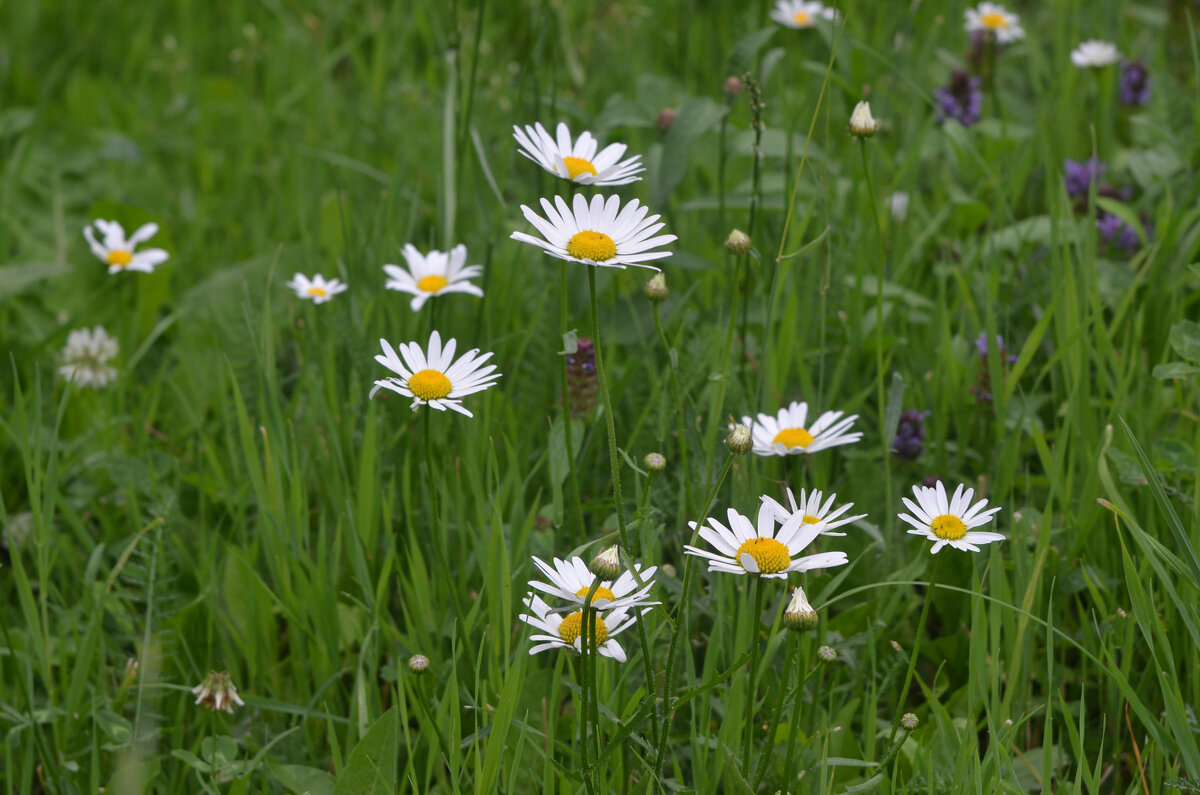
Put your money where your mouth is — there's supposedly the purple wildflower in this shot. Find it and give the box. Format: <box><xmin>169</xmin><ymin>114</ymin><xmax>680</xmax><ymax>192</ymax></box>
<box><xmin>891</xmin><ymin>409</ymin><xmax>931</xmax><ymax>462</ymax></box>
<box><xmin>1063</xmin><ymin>158</ymin><xmax>1107</xmax><ymax>199</ymax></box>
<box><xmin>1097</xmin><ymin>212</ymin><xmax>1143</xmax><ymax>252</ymax></box>
<box><xmin>566</xmin><ymin>338</ymin><xmax>598</xmax><ymax>416</ymax></box>
<box><xmin>975</xmin><ymin>333</ymin><xmax>1018</xmax><ymax>363</ymax></box>
<box><xmin>933</xmin><ymin>69</ymin><xmax>983</xmax><ymax>127</ymax></box>
<box><xmin>1118</xmin><ymin>60</ymin><xmax>1152</xmax><ymax>107</ymax></box>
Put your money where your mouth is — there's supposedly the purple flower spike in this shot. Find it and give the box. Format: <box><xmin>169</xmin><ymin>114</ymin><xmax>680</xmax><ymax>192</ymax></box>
<box><xmin>1063</xmin><ymin>158</ymin><xmax>1107</xmax><ymax>199</ymax></box>
<box><xmin>1118</xmin><ymin>60</ymin><xmax>1152</xmax><ymax>107</ymax></box>
<box><xmin>933</xmin><ymin>69</ymin><xmax>983</xmax><ymax>127</ymax></box>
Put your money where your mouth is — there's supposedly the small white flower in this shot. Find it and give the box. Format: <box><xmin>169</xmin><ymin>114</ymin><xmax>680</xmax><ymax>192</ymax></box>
<box><xmin>964</xmin><ymin>3</ymin><xmax>1024</xmax><ymax>44</ymax></box>
<box><xmin>191</xmin><ymin>671</ymin><xmax>245</xmax><ymax>714</ymax></box>
<box><xmin>740</xmin><ymin>401</ymin><xmax>862</xmax><ymax>457</ymax></box>
<box><xmin>369</xmin><ymin>330</ymin><xmax>500</xmax><ymax>417</ymax></box>
<box><xmin>1071</xmin><ymin>40</ymin><xmax>1121</xmax><ymax>68</ymax></box>
<box><xmin>898</xmin><ymin>480</ymin><xmax>1004</xmax><ymax>554</ymax></box>
<box><xmin>683</xmin><ymin>501</ymin><xmax>849</xmax><ymax>579</ymax></box>
<box><xmin>761</xmin><ymin>488</ymin><xmax>867</xmax><ymax>537</ymax></box>
<box><xmin>83</xmin><ymin>219</ymin><xmax>169</xmax><ymax>274</ymax></box>
<box><xmin>848</xmin><ymin>101</ymin><xmax>878</xmax><ymax>138</ymax></box>
<box><xmin>890</xmin><ymin>192</ymin><xmax>910</xmax><ymax>222</ymax></box>
<box><xmin>528</xmin><ymin>555</ymin><xmax>658</xmax><ymax>612</ymax></box>
<box><xmin>59</xmin><ymin>326</ymin><xmax>119</xmax><ymax>388</ymax></box>
<box><xmin>383</xmin><ymin>244</ymin><xmax>483</xmax><ymax>312</ymax></box>
<box><xmin>513</xmin><ymin>122</ymin><xmax>643</xmax><ymax>186</ymax></box>
<box><xmin>769</xmin><ymin>0</ymin><xmax>837</xmax><ymax>29</ymax></box>
<box><xmin>511</xmin><ymin>194</ymin><xmax>676</xmax><ymax>271</ymax></box>
<box><xmin>285</xmin><ymin>273</ymin><xmax>347</xmax><ymax>304</ymax></box>
<box><xmin>519</xmin><ymin>594</ymin><xmax>638</xmax><ymax>662</ymax></box>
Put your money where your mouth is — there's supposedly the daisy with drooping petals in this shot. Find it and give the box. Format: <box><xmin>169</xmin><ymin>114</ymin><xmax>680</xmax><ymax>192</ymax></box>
<box><xmin>964</xmin><ymin>3</ymin><xmax>1024</xmax><ymax>44</ymax></box>
<box><xmin>684</xmin><ymin>501</ymin><xmax>849</xmax><ymax>579</ymax></box>
<box><xmin>519</xmin><ymin>594</ymin><xmax>638</xmax><ymax>662</ymax></box>
<box><xmin>1070</xmin><ymin>40</ymin><xmax>1121</xmax><ymax>68</ymax></box>
<box><xmin>513</xmin><ymin>122</ymin><xmax>644</xmax><ymax>186</ymax></box>
<box><xmin>83</xmin><ymin>219</ymin><xmax>170</xmax><ymax>274</ymax></box>
<box><xmin>528</xmin><ymin>555</ymin><xmax>658</xmax><ymax>612</ymax></box>
<box><xmin>761</xmin><ymin>488</ymin><xmax>867</xmax><ymax>537</ymax></box>
<box><xmin>383</xmin><ymin>244</ymin><xmax>483</xmax><ymax>312</ymax></box>
<box><xmin>511</xmin><ymin>194</ymin><xmax>676</xmax><ymax>271</ymax></box>
<box><xmin>741</xmin><ymin>401</ymin><xmax>862</xmax><ymax>457</ymax></box>
<box><xmin>286</xmin><ymin>273</ymin><xmax>347</xmax><ymax>304</ymax></box>
<box><xmin>59</xmin><ymin>326</ymin><xmax>119</xmax><ymax>388</ymax></box>
<box><xmin>770</xmin><ymin>1</ymin><xmax>837</xmax><ymax>30</ymax></box>
<box><xmin>899</xmin><ymin>480</ymin><xmax>1004</xmax><ymax>554</ymax></box>
<box><xmin>369</xmin><ymin>330</ymin><xmax>500</xmax><ymax>417</ymax></box>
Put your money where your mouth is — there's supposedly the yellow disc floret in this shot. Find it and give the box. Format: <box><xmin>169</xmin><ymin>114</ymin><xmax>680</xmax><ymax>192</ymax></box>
<box><xmin>792</xmin><ymin>11</ymin><xmax>811</xmax><ymax>26</ymax></box>
<box><xmin>408</xmin><ymin>369</ymin><xmax>452</xmax><ymax>401</ymax></box>
<box><xmin>930</xmin><ymin>514</ymin><xmax>967</xmax><ymax>541</ymax></box>
<box><xmin>417</xmin><ymin>275</ymin><xmax>449</xmax><ymax>293</ymax></box>
<box><xmin>558</xmin><ymin>611</ymin><xmax>610</xmax><ymax>648</ymax></box>
<box><xmin>106</xmin><ymin>250</ymin><xmax>133</xmax><ymax>267</ymax></box>
<box><xmin>562</xmin><ymin>156</ymin><xmax>598</xmax><ymax>180</ymax></box>
<box><xmin>735</xmin><ymin>537</ymin><xmax>791</xmax><ymax>574</ymax></box>
<box><xmin>306</xmin><ymin>286</ymin><xmax>327</xmax><ymax>297</ymax></box>
<box><xmin>980</xmin><ymin>11</ymin><xmax>1009</xmax><ymax>29</ymax></box>
<box><xmin>575</xmin><ymin>585</ymin><xmax>617</xmax><ymax>604</ymax></box>
<box><xmin>772</xmin><ymin>427</ymin><xmax>815</xmax><ymax>449</ymax></box>
<box><xmin>567</xmin><ymin>230</ymin><xmax>617</xmax><ymax>262</ymax></box>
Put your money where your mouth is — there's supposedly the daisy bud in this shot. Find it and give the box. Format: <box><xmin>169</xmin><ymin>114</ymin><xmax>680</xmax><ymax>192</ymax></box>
<box><xmin>725</xmin><ymin>229</ymin><xmax>751</xmax><ymax>255</ymax></box>
<box><xmin>589</xmin><ymin>546</ymin><xmax>622</xmax><ymax>580</ymax></box>
<box><xmin>849</xmin><ymin>101</ymin><xmax>878</xmax><ymax>138</ymax></box>
<box><xmin>817</xmin><ymin>645</ymin><xmax>837</xmax><ymax>663</ymax></box>
<box><xmin>191</xmin><ymin>671</ymin><xmax>245</xmax><ymax>714</ymax></box>
<box><xmin>783</xmin><ymin>587</ymin><xmax>819</xmax><ymax>633</ymax></box>
<box><xmin>644</xmin><ymin>452</ymin><xmax>667</xmax><ymax>472</ymax></box>
<box><xmin>408</xmin><ymin>654</ymin><xmax>431</xmax><ymax>675</ymax></box>
<box><xmin>901</xmin><ymin>712</ymin><xmax>919</xmax><ymax>731</ymax></box>
<box><xmin>723</xmin><ymin>76</ymin><xmax>743</xmax><ymax>97</ymax></box>
<box><xmin>725</xmin><ymin>424</ymin><xmax>753</xmax><ymax>455</ymax></box>
<box><xmin>644</xmin><ymin>272</ymin><xmax>669</xmax><ymax>303</ymax></box>
<box><xmin>656</xmin><ymin>108</ymin><xmax>677</xmax><ymax>132</ymax></box>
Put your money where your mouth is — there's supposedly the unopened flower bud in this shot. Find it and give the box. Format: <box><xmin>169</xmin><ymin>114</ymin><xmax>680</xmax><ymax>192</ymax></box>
<box><xmin>783</xmin><ymin>587</ymin><xmax>819</xmax><ymax>632</ymax></box>
<box><xmin>589</xmin><ymin>546</ymin><xmax>621</xmax><ymax>580</ymax></box>
<box><xmin>849</xmin><ymin>101</ymin><xmax>878</xmax><ymax>138</ymax></box>
<box><xmin>817</xmin><ymin>645</ymin><xmax>837</xmax><ymax>663</ymax></box>
<box><xmin>725</xmin><ymin>229</ymin><xmax>751</xmax><ymax>255</ymax></box>
<box><xmin>726</xmin><ymin>424</ymin><xmax>752</xmax><ymax>455</ymax></box>
<box><xmin>644</xmin><ymin>272</ymin><xmax>668</xmax><ymax>303</ymax></box>
<box><xmin>408</xmin><ymin>654</ymin><xmax>430</xmax><ymax>675</ymax></box>
<box><xmin>656</xmin><ymin>108</ymin><xmax>677</xmax><ymax>132</ymax></box>
<box><xmin>644</xmin><ymin>452</ymin><xmax>666</xmax><ymax>472</ymax></box>
<box><xmin>901</xmin><ymin>712</ymin><xmax>919</xmax><ymax>730</ymax></box>
<box><xmin>723</xmin><ymin>76</ymin><xmax>743</xmax><ymax>97</ymax></box>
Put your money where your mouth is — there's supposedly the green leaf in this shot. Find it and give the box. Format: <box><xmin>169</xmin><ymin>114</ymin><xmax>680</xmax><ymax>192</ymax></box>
<box><xmin>1152</xmin><ymin>361</ymin><xmax>1200</xmax><ymax>380</ymax></box>
<box><xmin>334</xmin><ymin>706</ymin><xmax>397</xmax><ymax>795</ymax></box>
<box><xmin>1169</xmin><ymin>319</ymin><xmax>1200</xmax><ymax>364</ymax></box>
<box><xmin>0</xmin><ymin>262</ymin><xmax>73</xmax><ymax>299</ymax></box>
<box><xmin>727</xmin><ymin>27</ymin><xmax>777</xmax><ymax>75</ymax></box>
<box><xmin>271</xmin><ymin>762</ymin><xmax>336</xmax><ymax>795</ymax></box>
<box><xmin>650</xmin><ymin>97</ymin><xmax>728</xmax><ymax>208</ymax></box>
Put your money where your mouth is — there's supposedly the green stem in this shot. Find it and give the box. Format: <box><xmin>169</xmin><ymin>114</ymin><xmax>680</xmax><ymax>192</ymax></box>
<box><xmin>752</xmin><ymin>630</ymin><xmax>798</xmax><ymax>788</ymax></box>
<box><xmin>780</xmin><ymin>635</ymin><xmax>810</xmax><ymax>789</ymax></box>
<box><xmin>740</xmin><ymin>577</ymin><xmax>766</xmax><ymax>774</ymax></box>
<box><xmin>652</xmin><ymin>303</ymin><xmax>693</xmax><ymax>525</ymax></box>
<box><xmin>882</xmin><ymin>557</ymin><xmax>941</xmax><ymax>760</ymax></box>
<box><xmin>580</xmin><ymin>579</ymin><xmax>603</xmax><ymax>790</ymax></box>
<box><xmin>424</xmin><ymin>410</ymin><xmax>467</xmax><ymax>621</ymax></box>
<box><xmin>561</xmin><ymin>263</ymin><xmax>583</xmax><ymax>538</ymax></box>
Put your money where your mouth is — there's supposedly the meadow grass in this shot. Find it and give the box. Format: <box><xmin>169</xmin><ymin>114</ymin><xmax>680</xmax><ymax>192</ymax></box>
<box><xmin>3</xmin><ymin>0</ymin><xmax>1200</xmax><ymax>792</ymax></box>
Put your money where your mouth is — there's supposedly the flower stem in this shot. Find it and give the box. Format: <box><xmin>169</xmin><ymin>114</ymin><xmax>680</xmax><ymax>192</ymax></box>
<box><xmin>740</xmin><ymin>576</ymin><xmax>767</xmax><ymax>774</ymax></box>
<box><xmin>423</xmin><ymin>409</ymin><xmax>466</xmax><ymax>621</ymax></box>
<box><xmin>752</xmin><ymin>630</ymin><xmax>798</xmax><ymax>788</ymax></box>
<box><xmin>882</xmin><ymin>556</ymin><xmax>941</xmax><ymax>760</ymax></box>
<box><xmin>780</xmin><ymin>635</ymin><xmax>811</xmax><ymax>789</ymax></box>
<box><xmin>561</xmin><ymin>263</ymin><xmax>584</xmax><ymax>539</ymax></box>
<box><xmin>652</xmin><ymin>302</ymin><xmax>693</xmax><ymax>526</ymax></box>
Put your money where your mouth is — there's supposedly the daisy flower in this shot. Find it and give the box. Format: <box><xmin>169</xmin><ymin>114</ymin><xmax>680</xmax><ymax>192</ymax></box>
<box><xmin>83</xmin><ymin>219</ymin><xmax>170</xmax><ymax>274</ymax></box>
<box><xmin>684</xmin><ymin>501</ymin><xmax>849</xmax><ymax>579</ymax></box>
<box><xmin>285</xmin><ymin>273</ymin><xmax>347</xmax><ymax>304</ymax></box>
<box><xmin>964</xmin><ymin>3</ymin><xmax>1024</xmax><ymax>44</ymax></box>
<box><xmin>761</xmin><ymin>488</ymin><xmax>867</xmax><ymax>537</ymax></box>
<box><xmin>769</xmin><ymin>0</ymin><xmax>837</xmax><ymax>29</ymax></box>
<box><xmin>383</xmin><ymin>243</ymin><xmax>484</xmax><ymax>312</ymax></box>
<box><xmin>511</xmin><ymin>194</ymin><xmax>676</xmax><ymax>271</ymax></box>
<box><xmin>528</xmin><ymin>555</ymin><xmax>658</xmax><ymax>612</ymax></box>
<box><xmin>1070</xmin><ymin>40</ymin><xmax>1121</xmax><ymax>68</ymax></box>
<box><xmin>369</xmin><ymin>330</ymin><xmax>500</xmax><ymax>417</ymax></box>
<box><xmin>741</xmin><ymin>401</ymin><xmax>862</xmax><ymax>457</ymax></box>
<box><xmin>513</xmin><ymin>122</ymin><xmax>644</xmax><ymax>186</ymax></box>
<box><xmin>899</xmin><ymin>480</ymin><xmax>1004</xmax><ymax>554</ymax></box>
<box><xmin>59</xmin><ymin>326</ymin><xmax>119</xmax><ymax>388</ymax></box>
<box><xmin>519</xmin><ymin>594</ymin><xmax>638</xmax><ymax>662</ymax></box>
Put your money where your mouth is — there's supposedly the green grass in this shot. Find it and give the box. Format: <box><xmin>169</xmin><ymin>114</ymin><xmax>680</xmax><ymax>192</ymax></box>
<box><xmin>3</xmin><ymin>0</ymin><xmax>1200</xmax><ymax>792</ymax></box>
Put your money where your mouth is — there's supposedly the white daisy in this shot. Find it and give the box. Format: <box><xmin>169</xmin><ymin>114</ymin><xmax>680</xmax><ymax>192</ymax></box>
<box><xmin>761</xmin><ymin>488</ymin><xmax>867</xmax><ymax>537</ymax></box>
<box><xmin>83</xmin><ymin>219</ymin><xmax>170</xmax><ymax>274</ymax></box>
<box><xmin>519</xmin><ymin>594</ymin><xmax>638</xmax><ymax>662</ymax></box>
<box><xmin>528</xmin><ymin>555</ymin><xmax>658</xmax><ymax>612</ymax></box>
<box><xmin>683</xmin><ymin>501</ymin><xmax>849</xmax><ymax>580</ymax></box>
<box><xmin>383</xmin><ymin>243</ymin><xmax>484</xmax><ymax>312</ymax></box>
<box><xmin>964</xmin><ymin>2</ymin><xmax>1024</xmax><ymax>44</ymax></box>
<box><xmin>741</xmin><ymin>401</ymin><xmax>862</xmax><ymax>457</ymax></box>
<box><xmin>769</xmin><ymin>0</ymin><xmax>837</xmax><ymax>29</ymax></box>
<box><xmin>369</xmin><ymin>330</ymin><xmax>500</xmax><ymax>417</ymax></box>
<box><xmin>513</xmin><ymin>122</ymin><xmax>644</xmax><ymax>186</ymax></box>
<box><xmin>899</xmin><ymin>480</ymin><xmax>1004</xmax><ymax>554</ymax></box>
<box><xmin>1070</xmin><ymin>40</ymin><xmax>1121</xmax><ymax>68</ymax></box>
<box><xmin>59</xmin><ymin>326</ymin><xmax>119</xmax><ymax>388</ymax></box>
<box><xmin>285</xmin><ymin>273</ymin><xmax>347</xmax><ymax>304</ymax></box>
<box><xmin>511</xmin><ymin>194</ymin><xmax>676</xmax><ymax>271</ymax></box>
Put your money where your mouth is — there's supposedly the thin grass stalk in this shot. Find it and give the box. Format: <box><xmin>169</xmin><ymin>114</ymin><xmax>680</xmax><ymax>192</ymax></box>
<box><xmin>652</xmin><ymin>302</ymin><xmax>693</xmax><ymax>523</ymax></box>
<box><xmin>882</xmin><ymin>556</ymin><xmax>941</xmax><ymax>760</ymax></box>
<box><xmin>752</xmin><ymin>630</ymin><xmax>798</xmax><ymax>788</ymax></box>
<box><xmin>740</xmin><ymin>576</ymin><xmax>767</xmax><ymax>774</ymax></box>
<box><xmin>423</xmin><ymin>409</ymin><xmax>467</xmax><ymax>622</ymax></box>
<box><xmin>562</xmin><ymin>263</ymin><xmax>584</xmax><ymax>538</ymax></box>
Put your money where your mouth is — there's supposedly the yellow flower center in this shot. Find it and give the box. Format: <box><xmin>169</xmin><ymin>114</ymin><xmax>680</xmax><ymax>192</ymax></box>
<box><xmin>566</xmin><ymin>230</ymin><xmax>617</xmax><ymax>262</ymax></box>
<box><xmin>106</xmin><ymin>250</ymin><xmax>133</xmax><ymax>267</ymax></box>
<box><xmin>931</xmin><ymin>514</ymin><xmax>967</xmax><ymax>541</ymax></box>
<box><xmin>791</xmin><ymin>11</ymin><xmax>811</xmax><ymax>25</ymax></box>
<box><xmin>802</xmin><ymin>515</ymin><xmax>822</xmax><ymax>525</ymax></box>
<box><xmin>558</xmin><ymin>611</ymin><xmax>610</xmax><ymax>647</ymax></box>
<box><xmin>735</xmin><ymin>537</ymin><xmax>791</xmax><ymax>574</ymax></box>
<box><xmin>408</xmin><ymin>369</ymin><xmax>452</xmax><ymax>401</ymax></box>
<box><xmin>574</xmin><ymin>585</ymin><xmax>617</xmax><ymax>604</ymax></box>
<box><xmin>562</xmin><ymin>156</ymin><xmax>598</xmax><ymax>180</ymax></box>
<box><xmin>772</xmin><ymin>427</ymin><xmax>815</xmax><ymax>449</ymax></box>
<box><xmin>417</xmin><ymin>275</ymin><xmax>449</xmax><ymax>293</ymax></box>
<box><xmin>980</xmin><ymin>11</ymin><xmax>1009</xmax><ymax>29</ymax></box>
<box><xmin>306</xmin><ymin>286</ymin><xmax>327</xmax><ymax>297</ymax></box>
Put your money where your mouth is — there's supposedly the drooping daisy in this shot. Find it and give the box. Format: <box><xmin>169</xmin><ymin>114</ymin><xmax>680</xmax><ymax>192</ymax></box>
<box><xmin>83</xmin><ymin>219</ymin><xmax>170</xmax><ymax>274</ymax></box>
<box><xmin>964</xmin><ymin>3</ymin><xmax>1024</xmax><ymax>44</ymax></box>
<box><xmin>741</xmin><ymin>401</ymin><xmax>862</xmax><ymax>457</ymax></box>
<box><xmin>1070</xmin><ymin>40</ymin><xmax>1121</xmax><ymax>69</ymax></box>
<box><xmin>519</xmin><ymin>594</ymin><xmax>637</xmax><ymax>662</ymax></box>
<box><xmin>510</xmin><ymin>194</ymin><xmax>676</xmax><ymax>271</ymax></box>
<box><xmin>684</xmin><ymin>501</ymin><xmax>849</xmax><ymax>579</ymax></box>
<box><xmin>761</xmin><ymin>488</ymin><xmax>867</xmax><ymax>537</ymax></box>
<box><xmin>513</xmin><ymin>122</ymin><xmax>644</xmax><ymax>186</ymax></box>
<box><xmin>285</xmin><ymin>273</ymin><xmax>347</xmax><ymax>304</ymax></box>
<box><xmin>898</xmin><ymin>480</ymin><xmax>1004</xmax><ymax>554</ymax></box>
<box><xmin>59</xmin><ymin>326</ymin><xmax>119</xmax><ymax>388</ymax></box>
<box><xmin>769</xmin><ymin>0</ymin><xmax>837</xmax><ymax>29</ymax></box>
<box><xmin>528</xmin><ymin>555</ymin><xmax>658</xmax><ymax>612</ymax></box>
<box><xmin>369</xmin><ymin>330</ymin><xmax>500</xmax><ymax>417</ymax></box>
<box><xmin>383</xmin><ymin>244</ymin><xmax>484</xmax><ymax>312</ymax></box>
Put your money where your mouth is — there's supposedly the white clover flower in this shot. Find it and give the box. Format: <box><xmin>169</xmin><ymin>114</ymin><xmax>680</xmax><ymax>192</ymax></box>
<box><xmin>83</xmin><ymin>219</ymin><xmax>169</xmax><ymax>274</ymax></box>
<box><xmin>899</xmin><ymin>480</ymin><xmax>1004</xmax><ymax>554</ymax></box>
<box><xmin>741</xmin><ymin>401</ymin><xmax>862</xmax><ymax>457</ymax></box>
<box><xmin>964</xmin><ymin>3</ymin><xmax>1024</xmax><ymax>44</ymax></box>
<box><xmin>769</xmin><ymin>0</ymin><xmax>837</xmax><ymax>29</ymax></box>
<box><xmin>369</xmin><ymin>330</ymin><xmax>500</xmax><ymax>417</ymax></box>
<box><xmin>59</xmin><ymin>326</ymin><xmax>119</xmax><ymax>389</ymax></box>
<box><xmin>285</xmin><ymin>273</ymin><xmax>347</xmax><ymax>304</ymax></box>
<box><xmin>519</xmin><ymin>594</ymin><xmax>638</xmax><ymax>662</ymax></box>
<box><xmin>513</xmin><ymin>122</ymin><xmax>643</xmax><ymax>186</ymax></box>
<box><xmin>528</xmin><ymin>555</ymin><xmax>658</xmax><ymax>612</ymax></box>
<box><xmin>1071</xmin><ymin>40</ymin><xmax>1121</xmax><ymax>68</ymax></box>
<box><xmin>383</xmin><ymin>244</ymin><xmax>483</xmax><ymax>312</ymax></box>
<box><xmin>684</xmin><ymin>501</ymin><xmax>849</xmax><ymax>579</ymax></box>
<box><xmin>511</xmin><ymin>194</ymin><xmax>676</xmax><ymax>271</ymax></box>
